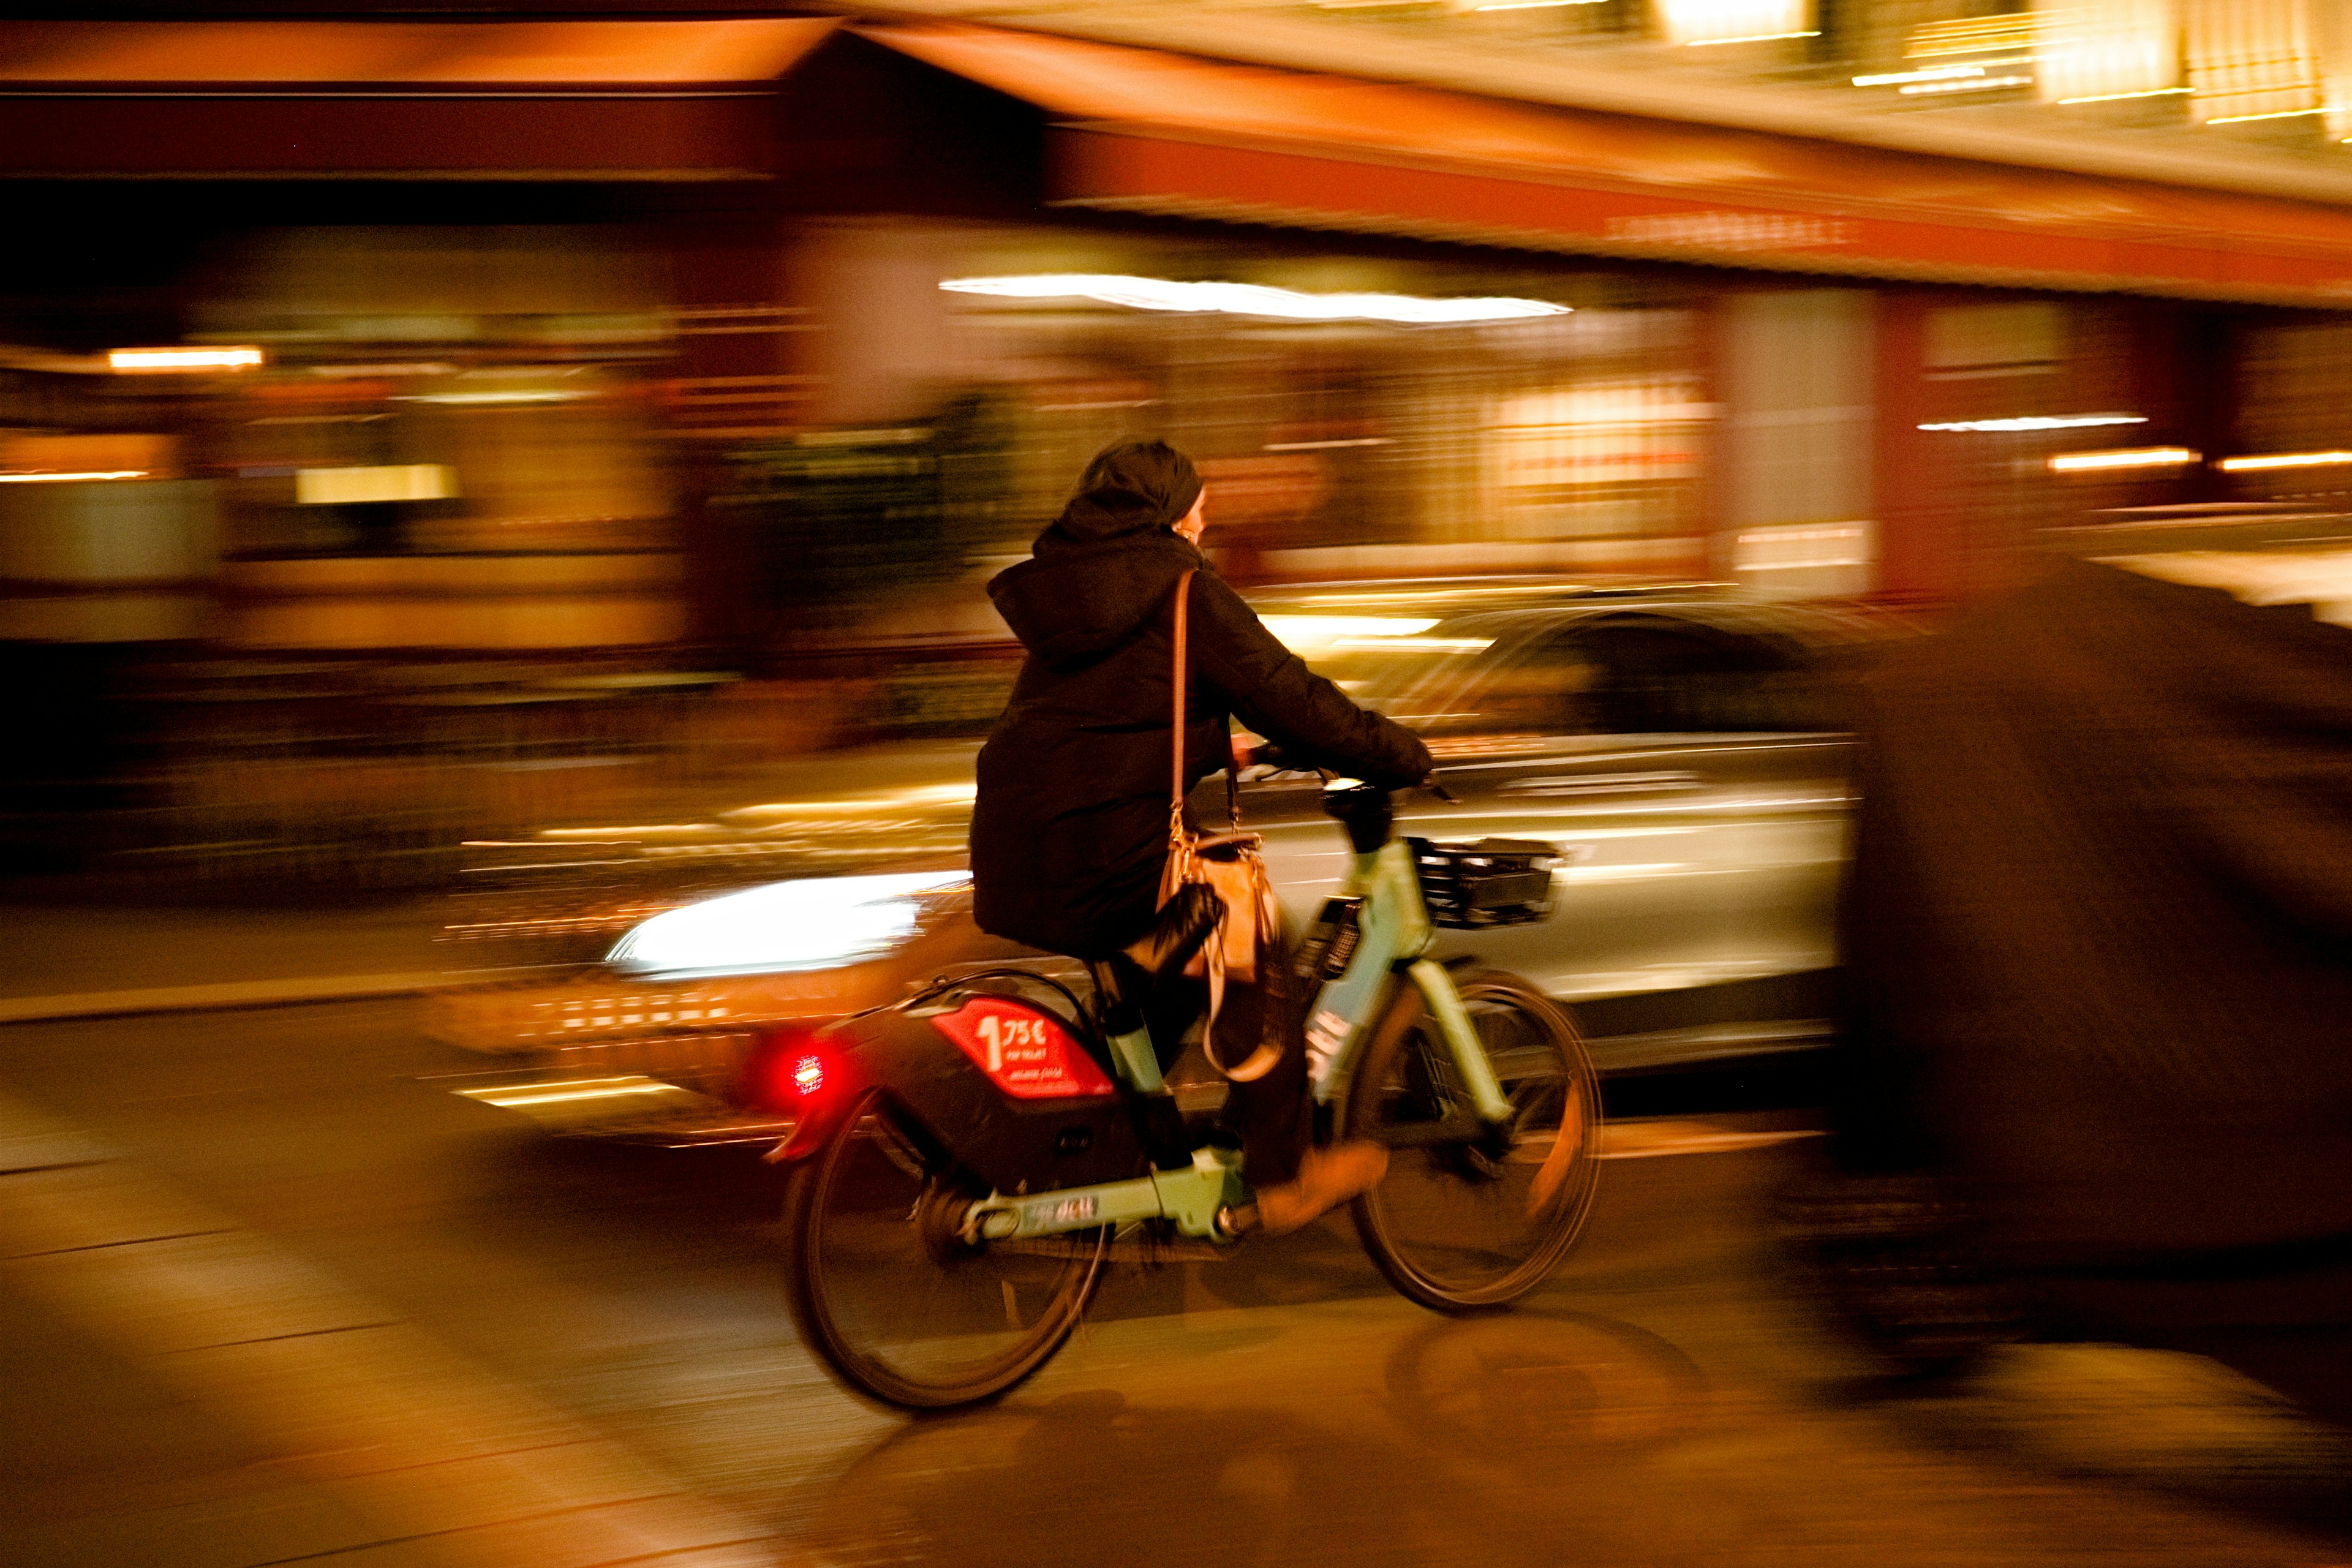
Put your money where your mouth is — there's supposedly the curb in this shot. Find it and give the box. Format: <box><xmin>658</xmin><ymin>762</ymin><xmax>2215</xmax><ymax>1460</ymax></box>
<box><xmin>0</xmin><ymin>971</ymin><xmax>445</xmax><ymax>1026</ymax></box>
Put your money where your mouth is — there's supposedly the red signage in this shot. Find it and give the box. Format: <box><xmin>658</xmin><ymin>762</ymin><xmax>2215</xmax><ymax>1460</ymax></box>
<box><xmin>929</xmin><ymin>996</ymin><xmax>1116</xmax><ymax>1100</ymax></box>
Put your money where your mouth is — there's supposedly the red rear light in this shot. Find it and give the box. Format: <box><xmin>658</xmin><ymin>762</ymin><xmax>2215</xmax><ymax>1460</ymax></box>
<box><xmin>747</xmin><ymin>1029</ymin><xmax>832</xmax><ymax>1111</ymax></box>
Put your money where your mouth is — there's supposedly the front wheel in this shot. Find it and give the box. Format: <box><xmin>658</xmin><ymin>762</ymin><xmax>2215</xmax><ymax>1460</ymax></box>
<box><xmin>782</xmin><ymin>1089</ymin><xmax>1106</xmax><ymax>1411</ymax></box>
<box><xmin>1345</xmin><ymin>970</ymin><xmax>1602</xmax><ymax>1311</ymax></box>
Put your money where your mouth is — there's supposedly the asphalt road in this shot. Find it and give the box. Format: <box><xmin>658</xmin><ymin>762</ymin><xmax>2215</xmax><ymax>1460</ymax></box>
<box><xmin>5</xmin><ymin>998</ymin><xmax>2350</xmax><ymax>1567</ymax></box>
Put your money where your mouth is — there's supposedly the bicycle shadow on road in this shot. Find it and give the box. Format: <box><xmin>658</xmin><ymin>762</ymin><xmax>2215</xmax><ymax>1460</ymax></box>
<box><xmin>1082</xmin><ymin>1215</ymin><xmax>1403</xmax><ymax>1325</ymax></box>
<box><xmin>459</xmin><ymin>1125</ymin><xmax>1422</xmax><ymax>1329</ymax></box>
<box><xmin>787</xmin><ymin>1311</ymin><xmax>1712</xmax><ymax>1568</ymax></box>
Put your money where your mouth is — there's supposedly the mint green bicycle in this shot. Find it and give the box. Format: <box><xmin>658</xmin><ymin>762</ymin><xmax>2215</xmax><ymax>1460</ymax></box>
<box><xmin>774</xmin><ymin>774</ymin><xmax>1602</xmax><ymax>1409</ymax></box>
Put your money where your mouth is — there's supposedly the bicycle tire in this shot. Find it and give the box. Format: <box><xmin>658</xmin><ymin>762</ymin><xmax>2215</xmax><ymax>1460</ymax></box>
<box><xmin>782</xmin><ymin>1088</ymin><xmax>1106</xmax><ymax>1411</ymax></box>
<box><xmin>1345</xmin><ymin>970</ymin><xmax>1602</xmax><ymax>1311</ymax></box>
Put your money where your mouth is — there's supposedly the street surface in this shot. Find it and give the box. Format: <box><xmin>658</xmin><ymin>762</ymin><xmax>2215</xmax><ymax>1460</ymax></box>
<box><xmin>4</xmin><ymin>993</ymin><xmax>2349</xmax><ymax>1567</ymax></box>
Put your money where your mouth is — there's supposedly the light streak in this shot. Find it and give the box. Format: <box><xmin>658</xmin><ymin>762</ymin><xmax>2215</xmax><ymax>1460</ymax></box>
<box><xmin>2215</xmin><ymin>450</ymin><xmax>2352</xmax><ymax>472</ymax></box>
<box><xmin>108</xmin><ymin>346</ymin><xmax>263</xmax><ymax>372</ymax></box>
<box><xmin>391</xmin><ymin>390</ymin><xmax>595</xmax><ymax>405</ymax></box>
<box><xmin>2203</xmin><ymin>106</ymin><xmax>2328</xmax><ymax>126</ymax></box>
<box><xmin>1853</xmin><ymin>64</ymin><xmax>1983</xmax><ymax>86</ymax></box>
<box><xmin>1918</xmin><ymin>413</ymin><xmax>2147</xmax><ymax>433</ymax></box>
<box><xmin>940</xmin><ymin>275</ymin><xmax>1567</xmax><ymax>325</ymax></box>
<box><xmin>1260</xmin><ymin>616</ymin><xmax>1441</xmax><ymax>651</ymax></box>
<box><xmin>1901</xmin><ymin>74</ymin><xmax>2030</xmax><ymax>94</ymax></box>
<box><xmin>2057</xmin><ymin>86</ymin><xmax>2190</xmax><ymax>104</ymax></box>
<box><xmin>2047</xmin><ymin>447</ymin><xmax>2199</xmax><ymax>472</ymax></box>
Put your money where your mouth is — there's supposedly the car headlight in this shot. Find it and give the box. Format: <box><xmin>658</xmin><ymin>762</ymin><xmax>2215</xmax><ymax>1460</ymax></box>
<box><xmin>605</xmin><ymin>872</ymin><xmax>970</xmax><ymax>981</ymax></box>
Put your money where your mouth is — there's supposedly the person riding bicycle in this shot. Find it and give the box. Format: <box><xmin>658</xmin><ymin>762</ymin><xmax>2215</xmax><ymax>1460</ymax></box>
<box><xmin>971</xmin><ymin>439</ymin><xmax>1434</xmax><ymax>1235</ymax></box>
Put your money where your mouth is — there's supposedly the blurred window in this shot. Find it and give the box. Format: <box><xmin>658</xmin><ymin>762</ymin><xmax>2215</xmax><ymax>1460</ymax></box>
<box><xmin>1336</xmin><ymin>611</ymin><xmax>1833</xmax><ymax>737</ymax></box>
<box><xmin>1568</xmin><ymin>617</ymin><xmax>1820</xmax><ymax>733</ymax></box>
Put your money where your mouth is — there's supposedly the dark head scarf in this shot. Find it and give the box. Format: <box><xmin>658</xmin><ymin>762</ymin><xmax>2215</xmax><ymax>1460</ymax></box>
<box><xmin>1035</xmin><ymin>440</ymin><xmax>1201</xmax><ymax>552</ymax></box>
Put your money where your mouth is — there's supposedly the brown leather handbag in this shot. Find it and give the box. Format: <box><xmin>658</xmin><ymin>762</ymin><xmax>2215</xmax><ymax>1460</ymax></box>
<box><xmin>1154</xmin><ymin>570</ymin><xmax>1285</xmax><ymax>1082</ymax></box>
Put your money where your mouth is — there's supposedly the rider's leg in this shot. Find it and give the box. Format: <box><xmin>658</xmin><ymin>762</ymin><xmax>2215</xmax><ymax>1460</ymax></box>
<box><xmin>1104</xmin><ymin>954</ymin><xmax>1205</xmax><ymax>1079</ymax></box>
<box><xmin>1097</xmin><ymin>954</ymin><xmax>1202</xmax><ymax>1167</ymax></box>
<box><xmin>1212</xmin><ymin>982</ymin><xmax>1304</xmax><ymax>1182</ymax></box>
<box><xmin>1209</xmin><ymin>982</ymin><xmax>1388</xmax><ymax>1236</ymax></box>
<box><xmin>1103</xmin><ymin>932</ymin><xmax>1385</xmax><ymax>1228</ymax></box>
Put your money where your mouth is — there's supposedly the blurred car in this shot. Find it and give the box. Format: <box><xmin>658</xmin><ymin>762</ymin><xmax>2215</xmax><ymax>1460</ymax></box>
<box><xmin>431</xmin><ymin>578</ymin><xmax>1899</xmax><ymax>1143</ymax></box>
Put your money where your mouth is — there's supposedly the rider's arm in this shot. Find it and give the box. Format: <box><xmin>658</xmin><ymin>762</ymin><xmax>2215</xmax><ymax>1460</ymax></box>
<box><xmin>1187</xmin><ymin>573</ymin><xmax>1433</xmax><ymax>788</ymax></box>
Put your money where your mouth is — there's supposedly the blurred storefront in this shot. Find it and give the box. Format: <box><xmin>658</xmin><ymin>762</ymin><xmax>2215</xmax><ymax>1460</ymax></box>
<box><xmin>6</xmin><ymin>10</ymin><xmax>2352</xmax><ymax>873</ymax></box>
<box><xmin>752</xmin><ymin>18</ymin><xmax>2352</xmax><ymax>617</ymax></box>
<box><xmin>9</xmin><ymin>15</ymin><xmax>2352</xmax><ymax>627</ymax></box>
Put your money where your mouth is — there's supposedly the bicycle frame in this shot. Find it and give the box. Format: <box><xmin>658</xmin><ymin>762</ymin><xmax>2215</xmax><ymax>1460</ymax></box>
<box><xmin>960</xmin><ymin>826</ymin><xmax>1514</xmax><ymax>1246</ymax></box>
<box><xmin>1300</xmin><ymin>836</ymin><xmax>1513</xmax><ymax>1123</ymax></box>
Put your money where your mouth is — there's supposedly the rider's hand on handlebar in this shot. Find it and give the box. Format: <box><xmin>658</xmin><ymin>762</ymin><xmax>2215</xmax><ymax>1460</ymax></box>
<box><xmin>1235</xmin><ymin>738</ymin><xmax>1316</xmax><ymax>779</ymax></box>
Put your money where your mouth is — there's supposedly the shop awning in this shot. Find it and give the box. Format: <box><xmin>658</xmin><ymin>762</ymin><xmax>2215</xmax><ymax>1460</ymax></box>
<box><xmin>862</xmin><ymin>22</ymin><xmax>2352</xmax><ymax>308</ymax></box>
<box><xmin>0</xmin><ymin>20</ymin><xmax>837</xmax><ymax>179</ymax></box>
<box><xmin>10</xmin><ymin>17</ymin><xmax>2352</xmax><ymax>303</ymax></box>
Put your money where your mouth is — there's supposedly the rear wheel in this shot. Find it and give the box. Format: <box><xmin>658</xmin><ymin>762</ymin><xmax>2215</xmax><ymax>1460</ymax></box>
<box><xmin>782</xmin><ymin>1090</ymin><xmax>1106</xmax><ymax>1410</ymax></box>
<box><xmin>1345</xmin><ymin>971</ymin><xmax>1601</xmax><ymax>1311</ymax></box>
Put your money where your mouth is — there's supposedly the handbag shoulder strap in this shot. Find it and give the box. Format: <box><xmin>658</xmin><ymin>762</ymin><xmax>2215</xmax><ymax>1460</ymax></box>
<box><xmin>1169</xmin><ymin>568</ymin><xmax>1196</xmax><ymax>819</ymax></box>
<box><xmin>1167</xmin><ymin>568</ymin><xmax>1245</xmax><ymax>834</ymax></box>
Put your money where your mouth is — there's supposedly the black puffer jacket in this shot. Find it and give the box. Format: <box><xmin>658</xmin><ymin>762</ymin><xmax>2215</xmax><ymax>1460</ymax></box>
<box><xmin>971</xmin><ymin>442</ymin><xmax>1431</xmax><ymax>959</ymax></box>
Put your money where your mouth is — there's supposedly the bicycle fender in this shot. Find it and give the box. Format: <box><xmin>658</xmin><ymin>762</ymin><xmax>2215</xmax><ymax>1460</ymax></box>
<box><xmin>769</xmin><ymin>1003</ymin><xmax>1151</xmax><ymax>1193</ymax></box>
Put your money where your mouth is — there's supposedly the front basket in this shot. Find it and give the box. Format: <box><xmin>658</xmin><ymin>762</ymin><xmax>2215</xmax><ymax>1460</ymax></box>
<box><xmin>1407</xmin><ymin>837</ymin><xmax>1559</xmax><ymax>929</ymax></box>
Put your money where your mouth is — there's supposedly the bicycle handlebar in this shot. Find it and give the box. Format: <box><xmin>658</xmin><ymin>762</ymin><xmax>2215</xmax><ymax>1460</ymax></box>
<box><xmin>1242</xmin><ymin>741</ymin><xmax>1452</xmax><ymax>801</ymax></box>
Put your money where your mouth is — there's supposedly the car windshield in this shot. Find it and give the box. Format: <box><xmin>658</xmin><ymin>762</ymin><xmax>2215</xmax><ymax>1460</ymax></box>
<box><xmin>1251</xmin><ymin>583</ymin><xmax>1883</xmax><ymax>739</ymax></box>
<box><xmin>1248</xmin><ymin>583</ymin><xmax>1602</xmax><ymax>736</ymax></box>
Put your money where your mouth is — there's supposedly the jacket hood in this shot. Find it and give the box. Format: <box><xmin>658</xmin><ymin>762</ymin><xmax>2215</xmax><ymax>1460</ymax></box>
<box><xmin>989</xmin><ymin>534</ymin><xmax>1202</xmax><ymax>666</ymax></box>
<box><xmin>1035</xmin><ymin>440</ymin><xmax>1202</xmax><ymax>552</ymax></box>
<box><xmin>990</xmin><ymin>440</ymin><xmax>1207</xmax><ymax>665</ymax></box>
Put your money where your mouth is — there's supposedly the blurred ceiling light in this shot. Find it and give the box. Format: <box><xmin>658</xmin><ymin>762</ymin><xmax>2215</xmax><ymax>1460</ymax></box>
<box><xmin>393</xmin><ymin>390</ymin><xmax>595</xmax><ymax>405</ymax></box>
<box><xmin>108</xmin><ymin>346</ymin><xmax>262</xmax><ymax>373</ymax></box>
<box><xmin>1332</xmin><ymin>635</ymin><xmax>1494</xmax><ymax>653</ymax></box>
<box><xmin>1261</xmin><ymin>615</ymin><xmax>1440</xmax><ymax>654</ymax></box>
<box><xmin>2058</xmin><ymin>87</ymin><xmax>2191</xmax><ymax>103</ymax></box>
<box><xmin>2202</xmin><ymin>107</ymin><xmax>2328</xmax><ymax>125</ymax></box>
<box><xmin>0</xmin><ymin>470</ymin><xmax>145</xmax><ymax>483</ymax></box>
<box><xmin>309</xmin><ymin>363</ymin><xmax>453</xmax><ymax>378</ymax></box>
<box><xmin>1919</xmin><ymin>413</ymin><xmax>2147</xmax><ymax>432</ymax></box>
<box><xmin>1684</xmin><ymin>31</ymin><xmax>1817</xmax><ymax>45</ymax></box>
<box><xmin>2047</xmin><ymin>446</ymin><xmax>2200</xmax><ymax>472</ymax></box>
<box><xmin>2215</xmin><ymin>450</ymin><xmax>2352</xmax><ymax>472</ymax></box>
<box><xmin>940</xmin><ymin>275</ymin><xmax>1567</xmax><ymax>325</ymax></box>
<box><xmin>1853</xmin><ymin>64</ymin><xmax>1986</xmax><ymax>86</ymax></box>
<box><xmin>293</xmin><ymin>464</ymin><xmax>457</xmax><ymax>505</ymax></box>
<box><xmin>1901</xmin><ymin>74</ymin><xmax>2031</xmax><ymax>93</ymax></box>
